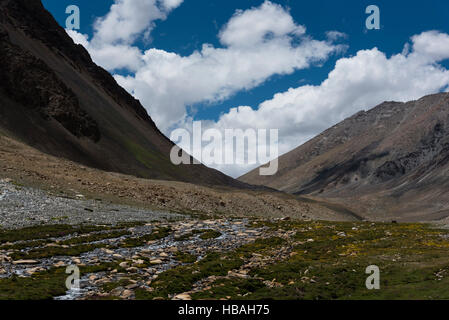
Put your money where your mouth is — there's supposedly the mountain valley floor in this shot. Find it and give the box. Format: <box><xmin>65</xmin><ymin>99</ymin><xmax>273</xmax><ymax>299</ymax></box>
<box><xmin>1</xmin><ymin>135</ymin><xmax>449</xmax><ymax>300</ymax></box>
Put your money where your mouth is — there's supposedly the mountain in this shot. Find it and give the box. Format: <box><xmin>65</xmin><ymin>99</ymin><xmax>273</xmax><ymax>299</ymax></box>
<box><xmin>0</xmin><ymin>0</ymin><xmax>243</xmax><ymax>187</ymax></box>
<box><xmin>240</xmin><ymin>92</ymin><xmax>449</xmax><ymax>221</ymax></box>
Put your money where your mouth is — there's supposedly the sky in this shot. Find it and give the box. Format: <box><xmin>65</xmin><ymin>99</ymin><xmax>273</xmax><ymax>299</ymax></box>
<box><xmin>42</xmin><ymin>0</ymin><xmax>449</xmax><ymax>177</ymax></box>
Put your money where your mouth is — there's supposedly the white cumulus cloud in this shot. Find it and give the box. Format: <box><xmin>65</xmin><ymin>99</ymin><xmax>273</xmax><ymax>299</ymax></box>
<box><xmin>208</xmin><ymin>31</ymin><xmax>449</xmax><ymax>177</ymax></box>
<box><xmin>68</xmin><ymin>1</ymin><xmax>343</xmax><ymax>132</ymax></box>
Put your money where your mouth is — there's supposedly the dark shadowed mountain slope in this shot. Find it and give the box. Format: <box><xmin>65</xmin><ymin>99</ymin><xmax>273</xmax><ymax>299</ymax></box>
<box><xmin>0</xmin><ymin>0</ymin><xmax>245</xmax><ymax>187</ymax></box>
<box><xmin>240</xmin><ymin>93</ymin><xmax>449</xmax><ymax>221</ymax></box>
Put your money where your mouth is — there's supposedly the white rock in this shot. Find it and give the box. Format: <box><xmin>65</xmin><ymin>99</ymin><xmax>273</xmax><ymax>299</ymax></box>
<box><xmin>13</xmin><ymin>260</ymin><xmax>38</xmax><ymax>265</ymax></box>
<box><xmin>173</xmin><ymin>293</ymin><xmax>192</xmax><ymax>301</ymax></box>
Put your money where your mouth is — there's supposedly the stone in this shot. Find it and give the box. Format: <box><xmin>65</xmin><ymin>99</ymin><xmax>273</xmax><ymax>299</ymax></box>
<box><xmin>173</xmin><ymin>293</ymin><xmax>192</xmax><ymax>301</ymax></box>
<box><xmin>53</xmin><ymin>261</ymin><xmax>65</xmax><ymax>267</ymax></box>
<box><xmin>13</xmin><ymin>260</ymin><xmax>38</xmax><ymax>265</ymax></box>
<box><xmin>110</xmin><ymin>287</ymin><xmax>124</xmax><ymax>296</ymax></box>
<box><xmin>119</xmin><ymin>262</ymin><xmax>129</xmax><ymax>268</ymax></box>
<box><xmin>125</xmin><ymin>283</ymin><xmax>139</xmax><ymax>290</ymax></box>
<box><xmin>121</xmin><ymin>290</ymin><xmax>133</xmax><ymax>299</ymax></box>
<box><xmin>150</xmin><ymin>259</ymin><xmax>163</xmax><ymax>265</ymax></box>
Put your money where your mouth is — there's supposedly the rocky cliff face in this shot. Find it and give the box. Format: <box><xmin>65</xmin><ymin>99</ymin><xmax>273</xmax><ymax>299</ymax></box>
<box><xmin>0</xmin><ymin>0</ymin><xmax>244</xmax><ymax>187</ymax></box>
<box><xmin>0</xmin><ymin>25</ymin><xmax>100</xmax><ymax>141</ymax></box>
<box><xmin>240</xmin><ymin>93</ymin><xmax>449</xmax><ymax>221</ymax></box>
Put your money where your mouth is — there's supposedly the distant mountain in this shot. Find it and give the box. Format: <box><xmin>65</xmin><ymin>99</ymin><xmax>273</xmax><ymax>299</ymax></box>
<box><xmin>240</xmin><ymin>93</ymin><xmax>449</xmax><ymax>221</ymax></box>
<box><xmin>0</xmin><ymin>0</ymin><xmax>245</xmax><ymax>187</ymax></box>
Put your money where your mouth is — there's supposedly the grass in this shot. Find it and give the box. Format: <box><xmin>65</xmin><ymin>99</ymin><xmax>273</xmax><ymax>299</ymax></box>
<box><xmin>190</xmin><ymin>221</ymin><xmax>449</xmax><ymax>300</ymax></box>
<box><xmin>199</xmin><ymin>230</ymin><xmax>222</xmax><ymax>240</ymax></box>
<box><xmin>136</xmin><ymin>237</ymin><xmax>285</xmax><ymax>300</ymax></box>
<box><xmin>0</xmin><ymin>262</ymin><xmax>125</xmax><ymax>300</ymax></box>
<box><xmin>11</xmin><ymin>243</ymin><xmax>107</xmax><ymax>260</ymax></box>
<box><xmin>0</xmin><ymin>225</ymin><xmax>105</xmax><ymax>244</ymax></box>
<box><xmin>175</xmin><ymin>252</ymin><xmax>198</xmax><ymax>264</ymax></box>
<box><xmin>120</xmin><ymin>227</ymin><xmax>172</xmax><ymax>248</ymax></box>
<box><xmin>0</xmin><ymin>222</ymin><xmax>145</xmax><ymax>245</ymax></box>
<box><xmin>4</xmin><ymin>220</ymin><xmax>449</xmax><ymax>300</ymax></box>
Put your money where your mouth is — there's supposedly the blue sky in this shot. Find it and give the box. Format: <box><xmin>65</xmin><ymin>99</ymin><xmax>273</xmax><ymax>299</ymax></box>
<box><xmin>42</xmin><ymin>0</ymin><xmax>449</xmax><ymax>177</ymax></box>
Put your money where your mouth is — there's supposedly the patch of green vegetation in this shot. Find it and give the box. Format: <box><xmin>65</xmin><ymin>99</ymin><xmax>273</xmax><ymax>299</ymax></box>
<box><xmin>11</xmin><ymin>181</ymin><xmax>24</xmax><ymax>189</ymax></box>
<box><xmin>175</xmin><ymin>252</ymin><xmax>197</xmax><ymax>264</ymax></box>
<box><xmin>136</xmin><ymin>252</ymin><xmax>244</xmax><ymax>300</ymax></box>
<box><xmin>11</xmin><ymin>243</ymin><xmax>106</xmax><ymax>260</ymax></box>
<box><xmin>191</xmin><ymin>278</ymin><xmax>266</xmax><ymax>300</ymax></box>
<box><xmin>102</xmin><ymin>279</ymin><xmax>133</xmax><ymax>292</ymax></box>
<box><xmin>0</xmin><ymin>239</ymin><xmax>48</xmax><ymax>251</ymax></box>
<box><xmin>122</xmin><ymin>139</ymin><xmax>184</xmax><ymax>178</ymax></box>
<box><xmin>0</xmin><ymin>268</ymin><xmax>68</xmax><ymax>300</ymax></box>
<box><xmin>115</xmin><ymin>221</ymin><xmax>147</xmax><ymax>228</ymax></box>
<box><xmin>192</xmin><ymin>221</ymin><xmax>449</xmax><ymax>300</ymax></box>
<box><xmin>136</xmin><ymin>237</ymin><xmax>285</xmax><ymax>300</ymax></box>
<box><xmin>120</xmin><ymin>227</ymin><xmax>172</xmax><ymax>248</ymax></box>
<box><xmin>0</xmin><ymin>261</ymin><xmax>126</xmax><ymax>300</ymax></box>
<box><xmin>199</xmin><ymin>230</ymin><xmax>222</xmax><ymax>240</ymax></box>
<box><xmin>0</xmin><ymin>225</ymin><xmax>105</xmax><ymax>244</ymax></box>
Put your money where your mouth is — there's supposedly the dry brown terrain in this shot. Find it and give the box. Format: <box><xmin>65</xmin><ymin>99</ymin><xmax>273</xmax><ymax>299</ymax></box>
<box><xmin>0</xmin><ymin>133</ymin><xmax>355</xmax><ymax>221</ymax></box>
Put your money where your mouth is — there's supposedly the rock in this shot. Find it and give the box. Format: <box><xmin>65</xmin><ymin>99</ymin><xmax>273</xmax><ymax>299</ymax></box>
<box><xmin>113</xmin><ymin>254</ymin><xmax>123</xmax><ymax>258</ymax></box>
<box><xmin>119</xmin><ymin>262</ymin><xmax>129</xmax><ymax>268</ymax></box>
<box><xmin>228</xmin><ymin>271</ymin><xmax>250</xmax><ymax>279</ymax></box>
<box><xmin>125</xmin><ymin>283</ymin><xmax>139</xmax><ymax>290</ymax></box>
<box><xmin>159</xmin><ymin>252</ymin><xmax>168</xmax><ymax>258</ymax></box>
<box><xmin>173</xmin><ymin>293</ymin><xmax>192</xmax><ymax>301</ymax></box>
<box><xmin>72</xmin><ymin>258</ymin><xmax>81</xmax><ymax>264</ymax></box>
<box><xmin>102</xmin><ymin>249</ymin><xmax>114</xmax><ymax>254</ymax></box>
<box><xmin>133</xmin><ymin>259</ymin><xmax>145</xmax><ymax>265</ymax></box>
<box><xmin>13</xmin><ymin>260</ymin><xmax>38</xmax><ymax>265</ymax></box>
<box><xmin>0</xmin><ymin>268</ymin><xmax>6</xmax><ymax>275</ymax></box>
<box><xmin>150</xmin><ymin>259</ymin><xmax>163</xmax><ymax>265</ymax></box>
<box><xmin>53</xmin><ymin>261</ymin><xmax>66</xmax><ymax>267</ymax></box>
<box><xmin>89</xmin><ymin>275</ymin><xmax>98</xmax><ymax>281</ymax></box>
<box><xmin>110</xmin><ymin>287</ymin><xmax>124</xmax><ymax>296</ymax></box>
<box><xmin>121</xmin><ymin>290</ymin><xmax>133</xmax><ymax>299</ymax></box>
